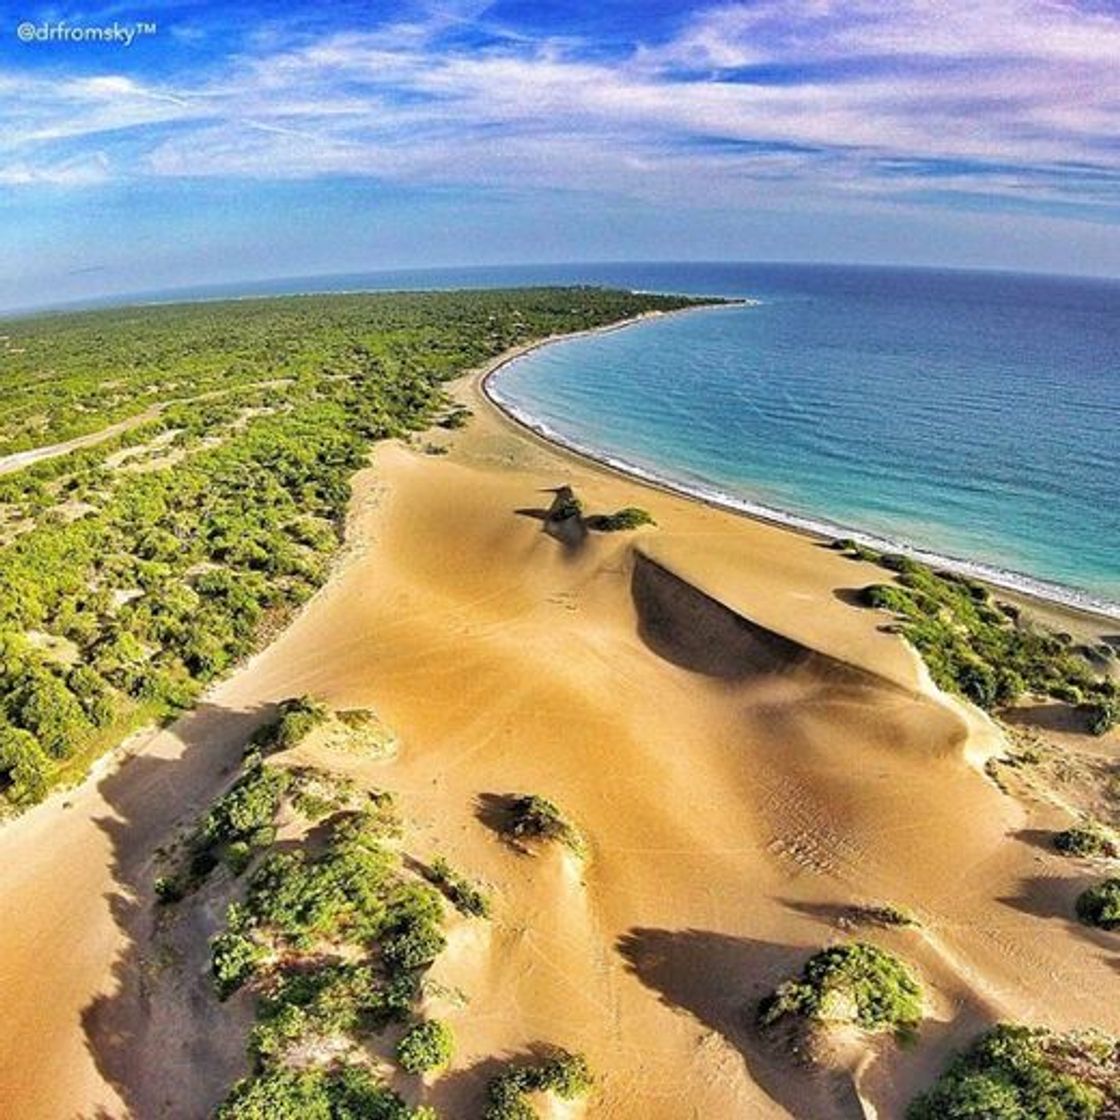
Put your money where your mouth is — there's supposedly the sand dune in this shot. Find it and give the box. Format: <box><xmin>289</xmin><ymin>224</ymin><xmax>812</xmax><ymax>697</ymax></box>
<box><xmin>0</xmin><ymin>352</ymin><xmax>1116</xmax><ymax>1118</ymax></box>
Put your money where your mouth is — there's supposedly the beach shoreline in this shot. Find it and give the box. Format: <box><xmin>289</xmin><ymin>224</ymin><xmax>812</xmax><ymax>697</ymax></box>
<box><xmin>475</xmin><ymin>307</ymin><xmax>1120</xmax><ymax>629</ymax></box>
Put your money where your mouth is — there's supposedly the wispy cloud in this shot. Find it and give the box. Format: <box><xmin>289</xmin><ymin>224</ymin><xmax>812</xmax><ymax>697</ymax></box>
<box><xmin>2</xmin><ymin>0</ymin><xmax>1118</xmax><ymax>219</ymax></box>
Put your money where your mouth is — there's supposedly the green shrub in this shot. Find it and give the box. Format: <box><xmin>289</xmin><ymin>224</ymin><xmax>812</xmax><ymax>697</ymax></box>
<box><xmin>758</xmin><ymin>942</ymin><xmax>923</xmax><ymax>1033</ymax></box>
<box><xmin>585</xmin><ymin>507</ymin><xmax>655</xmax><ymax>532</ymax></box>
<box><xmin>548</xmin><ymin>495</ymin><xmax>583</xmax><ymax>522</ymax></box>
<box><xmin>1054</xmin><ymin>822</ymin><xmax>1119</xmax><ymax>860</ymax></box>
<box><xmin>507</xmin><ymin>794</ymin><xmax>583</xmax><ymax>855</ymax></box>
<box><xmin>200</xmin><ymin>760</ymin><xmax>289</xmax><ymax>848</ymax></box>
<box><xmin>250</xmin><ymin>963</ymin><xmax>413</xmax><ymax>1064</ymax></box>
<box><xmin>0</xmin><ymin>720</ymin><xmax>51</xmax><ymax>806</ymax></box>
<box><xmin>382</xmin><ymin>917</ymin><xmax>447</xmax><ymax>973</ymax></box>
<box><xmin>438</xmin><ymin>406</ymin><xmax>472</xmax><ymax>430</ymax></box>
<box><xmin>908</xmin><ymin>1024</ymin><xmax>1115</xmax><ymax>1119</ymax></box>
<box><xmin>251</xmin><ymin>696</ymin><xmax>330</xmax><ymax>753</ymax></box>
<box><xmin>396</xmin><ymin>1019</ymin><xmax>454</xmax><ymax>1073</ymax></box>
<box><xmin>215</xmin><ymin>1064</ymin><xmax>432</xmax><ymax>1120</ymax></box>
<box><xmin>211</xmin><ymin>928</ymin><xmax>268</xmax><ymax>999</ymax></box>
<box><xmin>856</xmin><ymin>903</ymin><xmax>919</xmax><ymax>928</ymax></box>
<box><xmin>1075</xmin><ymin>879</ymin><xmax>1120</xmax><ymax>930</ymax></box>
<box><xmin>484</xmin><ymin>1050</ymin><xmax>593</xmax><ymax>1120</ymax></box>
<box><xmin>1086</xmin><ymin>698</ymin><xmax>1118</xmax><ymax>737</ymax></box>
<box><xmin>424</xmin><ymin>856</ymin><xmax>491</xmax><ymax>918</ymax></box>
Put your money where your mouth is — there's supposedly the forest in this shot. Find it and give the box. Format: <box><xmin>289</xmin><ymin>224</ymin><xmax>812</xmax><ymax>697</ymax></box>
<box><xmin>0</xmin><ymin>288</ymin><xmax>707</xmax><ymax>807</ymax></box>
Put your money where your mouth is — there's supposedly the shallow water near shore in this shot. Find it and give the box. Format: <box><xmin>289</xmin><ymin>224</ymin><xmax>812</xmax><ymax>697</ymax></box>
<box><xmin>486</xmin><ymin>264</ymin><xmax>1120</xmax><ymax>614</ymax></box>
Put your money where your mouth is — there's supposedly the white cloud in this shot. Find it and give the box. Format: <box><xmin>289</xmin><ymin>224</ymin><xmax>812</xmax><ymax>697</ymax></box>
<box><xmin>1</xmin><ymin>1</ymin><xmax>1118</xmax><ymax>221</ymax></box>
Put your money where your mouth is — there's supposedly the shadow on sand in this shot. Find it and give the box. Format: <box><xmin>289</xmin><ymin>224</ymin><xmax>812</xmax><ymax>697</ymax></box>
<box><xmin>77</xmin><ymin>699</ymin><xmax>282</xmax><ymax>1119</ymax></box>
<box><xmin>514</xmin><ymin>485</ymin><xmax>588</xmax><ymax>554</ymax></box>
<box><xmin>616</xmin><ymin>926</ymin><xmax>867</xmax><ymax>1120</ymax></box>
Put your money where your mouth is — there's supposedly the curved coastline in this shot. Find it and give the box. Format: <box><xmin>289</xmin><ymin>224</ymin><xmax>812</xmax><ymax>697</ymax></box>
<box><xmin>479</xmin><ymin>306</ymin><xmax>1120</xmax><ymax>623</ymax></box>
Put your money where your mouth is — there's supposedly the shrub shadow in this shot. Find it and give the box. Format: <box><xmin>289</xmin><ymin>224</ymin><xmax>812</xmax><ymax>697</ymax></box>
<box><xmin>616</xmin><ymin>927</ymin><xmax>866</xmax><ymax>1119</ymax></box>
<box><xmin>998</xmin><ymin>874</ymin><xmax>1120</xmax><ymax>951</ymax></box>
<box><xmin>77</xmin><ymin>699</ymin><xmax>280</xmax><ymax>1119</ymax></box>
<box><xmin>514</xmin><ymin>485</ymin><xmax>588</xmax><ymax>553</ymax></box>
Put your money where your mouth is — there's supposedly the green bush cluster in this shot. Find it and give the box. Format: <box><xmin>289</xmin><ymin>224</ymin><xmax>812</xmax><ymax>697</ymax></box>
<box><xmin>908</xmin><ymin>1024</ymin><xmax>1117</xmax><ymax>1119</ymax></box>
<box><xmin>850</xmin><ymin>547</ymin><xmax>1116</xmax><ymax>720</ymax></box>
<box><xmin>209</xmin><ymin>802</ymin><xmax>445</xmax><ymax>996</ymax></box>
<box><xmin>437</xmin><ymin>406</ymin><xmax>472</xmax><ymax>430</ymax></box>
<box><xmin>1075</xmin><ymin>879</ymin><xmax>1120</xmax><ymax>930</ymax></box>
<box><xmin>250</xmin><ymin>964</ymin><xmax>417</xmax><ymax>1063</ymax></box>
<box><xmin>251</xmin><ymin>696</ymin><xmax>330</xmax><ymax>754</ymax></box>
<box><xmin>758</xmin><ymin>942</ymin><xmax>923</xmax><ymax>1034</ymax></box>
<box><xmin>1086</xmin><ymin>697</ymin><xmax>1118</xmax><ymax>737</ymax></box>
<box><xmin>484</xmin><ymin>1050</ymin><xmax>593</xmax><ymax>1120</ymax></box>
<box><xmin>585</xmin><ymin>507</ymin><xmax>656</xmax><ymax>532</ymax></box>
<box><xmin>506</xmin><ymin>794</ymin><xmax>583</xmax><ymax>855</ymax></box>
<box><xmin>0</xmin><ymin>289</ymin><xmax>710</xmax><ymax>807</ymax></box>
<box><xmin>205</xmin><ymin>778</ymin><xmax>459</xmax><ymax>1112</ymax></box>
<box><xmin>1054</xmin><ymin>822</ymin><xmax>1119</xmax><ymax>860</ymax></box>
<box><xmin>216</xmin><ymin>1064</ymin><xmax>435</xmax><ymax>1120</ymax></box>
<box><xmin>157</xmin><ymin>756</ymin><xmax>291</xmax><ymax>903</ymax></box>
<box><xmin>396</xmin><ymin>1019</ymin><xmax>454</xmax><ymax>1074</ymax></box>
<box><xmin>424</xmin><ymin>856</ymin><xmax>491</xmax><ymax>918</ymax></box>
<box><xmin>288</xmin><ymin>766</ymin><xmax>357</xmax><ymax>822</ymax></box>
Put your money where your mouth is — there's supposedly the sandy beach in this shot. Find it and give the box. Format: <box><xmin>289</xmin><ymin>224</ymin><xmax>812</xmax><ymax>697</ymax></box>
<box><xmin>0</xmin><ymin>322</ymin><xmax>1117</xmax><ymax>1119</ymax></box>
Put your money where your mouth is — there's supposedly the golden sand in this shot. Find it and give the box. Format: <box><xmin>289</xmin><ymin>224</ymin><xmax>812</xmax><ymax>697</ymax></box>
<box><xmin>0</xmin><ymin>335</ymin><xmax>1116</xmax><ymax>1118</ymax></box>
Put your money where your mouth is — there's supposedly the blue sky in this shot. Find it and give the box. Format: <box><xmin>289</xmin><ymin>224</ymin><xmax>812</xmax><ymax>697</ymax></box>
<box><xmin>2</xmin><ymin>0</ymin><xmax>1120</xmax><ymax>309</ymax></box>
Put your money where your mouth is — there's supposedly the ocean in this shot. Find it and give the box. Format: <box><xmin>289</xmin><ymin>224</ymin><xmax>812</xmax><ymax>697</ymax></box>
<box><xmin>45</xmin><ymin>261</ymin><xmax>1120</xmax><ymax>615</ymax></box>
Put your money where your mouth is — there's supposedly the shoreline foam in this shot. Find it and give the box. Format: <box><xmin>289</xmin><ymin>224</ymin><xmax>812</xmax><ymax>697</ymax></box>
<box><xmin>480</xmin><ymin>308</ymin><xmax>1120</xmax><ymax>623</ymax></box>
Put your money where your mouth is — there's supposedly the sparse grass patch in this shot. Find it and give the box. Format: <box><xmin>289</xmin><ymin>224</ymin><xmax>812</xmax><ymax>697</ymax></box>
<box><xmin>907</xmin><ymin>1024</ymin><xmax>1118</xmax><ymax>1120</ymax></box>
<box><xmin>759</xmin><ymin>942</ymin><xmax>923</xmax><ymax>1035</ymax></box>
<box><xmin>288</xmin><ymin>766</ymin><xmax>357</xmax><ymax>822</ymax></box>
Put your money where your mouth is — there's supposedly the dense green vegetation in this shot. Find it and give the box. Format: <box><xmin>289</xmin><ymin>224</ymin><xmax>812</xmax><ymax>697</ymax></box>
<box><xmin>585</xmin><ymin>506</ymin><xmax>656</xmax><ymax>532</ymax></box>
<box><xmin>0</xmin><ymin>288</ymin><xmax>707</xmax><ymax>808</ymax></box>
<box><xmin>908</xmin><ymin>1024</ymin><xmax>1118</xmax><ymax>1119</ymax></box>
<box><xmin>1055</xmin><ymin>821</ymin><xmax>1120</xmax><ymax>860</ymax></box>
<box><xmin>396</xmin><ymin>1020</ymin><xmax>454</xmax><ymax>1074</ymax></box>
<box><xmin>505</xmin><ymin>794</ymin><xmax>584</xmax><ymax>856</ymax></box>
<box><xmin>758</xmin><ymin>942</ymin><xmax>923</xmax><ymax>1034</ymax></box>
<box><xmin>484</xmin><ymin>1050</ymin><xmax>593</xmax><ymax>1120</ymax></box>
<box><xmin>207</xmin><ymin>775</ymin><xmax>456</xmax><ymax>1111</ymax></box>
<box><xmin>843</xmin><ymin>543</ymin><xmax>1117</xmax><ymax>724</ymax></box>
<box><xmin>1075</xmin><ymin>879</ymin><xmax>1120</xmax><ymax>930</ymax></box>
<box><xmin>216</xmin><ymin>1065</ymin><xmax>435</xmax><ymax>1120</ymax></box>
